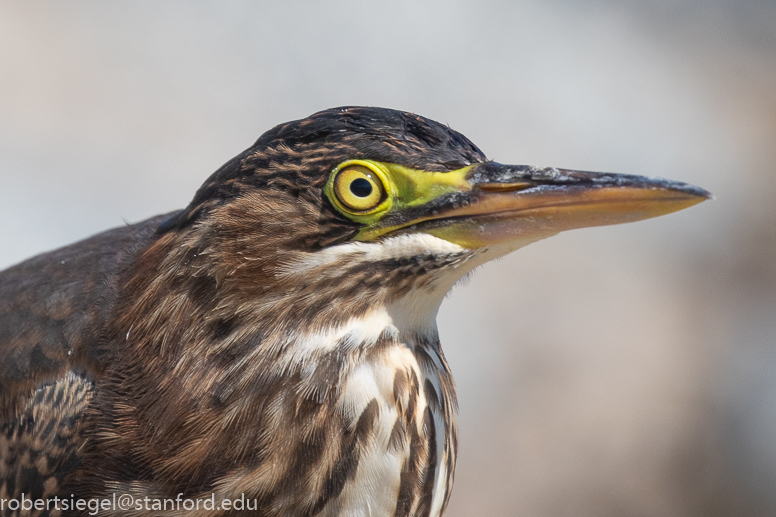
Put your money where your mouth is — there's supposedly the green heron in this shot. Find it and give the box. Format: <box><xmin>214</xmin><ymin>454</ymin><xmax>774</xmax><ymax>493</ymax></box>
<box><xmin>0</xmin><ymin>107</ymin><xmax>708</xmax><ymax>516</ymax></box>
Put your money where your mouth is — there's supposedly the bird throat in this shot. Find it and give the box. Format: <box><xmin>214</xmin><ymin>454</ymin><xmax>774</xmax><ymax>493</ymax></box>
<box><xmin>91</xmin><ymin>231</ymin><xmax>480</xmax><ymax>516</ymax></box>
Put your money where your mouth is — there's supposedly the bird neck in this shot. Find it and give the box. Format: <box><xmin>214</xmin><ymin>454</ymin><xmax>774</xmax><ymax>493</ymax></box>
<box><xmin>97</xmin><ymin>229</ymin><xmax>471</xmax><ymax>492</ymax></box>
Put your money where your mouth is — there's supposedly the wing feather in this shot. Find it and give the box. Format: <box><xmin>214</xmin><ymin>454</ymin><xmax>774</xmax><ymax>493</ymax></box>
<box><xmin>1</xmin><ymin>372</ymin><xmax>93</xmax><ymax>515</ymax></box>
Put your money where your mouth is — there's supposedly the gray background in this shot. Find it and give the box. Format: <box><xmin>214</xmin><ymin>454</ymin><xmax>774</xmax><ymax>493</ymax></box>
<box><xmin>1</xmin><ymin>1</ymin><xmax>775</xmax><ymax>515</ymax></box>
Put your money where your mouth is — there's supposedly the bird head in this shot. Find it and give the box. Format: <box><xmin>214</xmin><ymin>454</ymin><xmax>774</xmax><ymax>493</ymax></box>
<box><xmin>153</xmin><ymin>106</ymin><xmax>709</xmax><ymax>335</ymax></box>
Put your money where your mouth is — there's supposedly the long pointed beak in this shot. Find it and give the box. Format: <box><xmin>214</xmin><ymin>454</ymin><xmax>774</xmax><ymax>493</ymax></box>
<box><xmin>402</xmin><ymin>162</ymin><xmax>711</xmax><ymax>248</ymax></box>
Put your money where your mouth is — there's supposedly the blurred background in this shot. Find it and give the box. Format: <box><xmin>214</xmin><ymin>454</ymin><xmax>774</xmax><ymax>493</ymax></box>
<box><xmin>1</xmin><ymin>1</ymin><xmax>774</xmax><ymax>515</ymax></box>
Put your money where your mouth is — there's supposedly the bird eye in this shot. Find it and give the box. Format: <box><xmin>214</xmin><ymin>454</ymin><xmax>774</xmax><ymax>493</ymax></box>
<box><xmin>333</xmin><ymin>165</ymin><xmax>386</xmax><ymax>212</ymax></box>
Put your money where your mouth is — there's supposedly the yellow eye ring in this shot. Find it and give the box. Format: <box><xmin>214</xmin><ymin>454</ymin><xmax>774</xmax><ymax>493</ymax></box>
<box><xmin>332</xmin><ymin>164</ymin><xmax>386</xmax><ymax>212</ymax></box>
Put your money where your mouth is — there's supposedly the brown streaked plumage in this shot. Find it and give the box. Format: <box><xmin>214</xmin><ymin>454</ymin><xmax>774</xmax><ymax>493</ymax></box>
<box><xmin>0</xmin><ymin>107</ymin><xmax>709</xmax><ymax>516</ymax></box>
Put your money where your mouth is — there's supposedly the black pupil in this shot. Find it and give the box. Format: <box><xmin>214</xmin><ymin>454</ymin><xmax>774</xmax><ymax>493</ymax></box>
<box><xmin>350</xmin><ymin>177</ymin><xmax>373</xmax><ymax>198</ymax></box>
